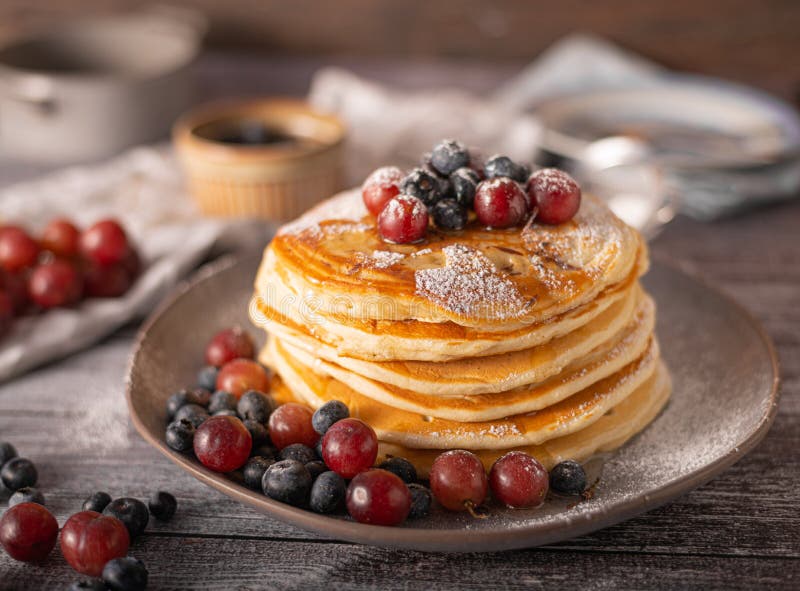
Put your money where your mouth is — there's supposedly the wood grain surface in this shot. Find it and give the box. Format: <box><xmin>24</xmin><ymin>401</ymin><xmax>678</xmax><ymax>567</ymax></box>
<box><xmin>0</xmin><ymin>52</ymin><xmax>798</xmax><ymax>589</ymax></box>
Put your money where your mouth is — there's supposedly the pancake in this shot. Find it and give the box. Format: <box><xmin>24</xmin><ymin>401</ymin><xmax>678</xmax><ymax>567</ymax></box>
<box><xmin>377</xmin><ymin>362</ymin><xmax>671</xmax><ymax>476</ymax></box>
<box><xmin>249</xmin><ymin>243</ymin><xmax>648</xmax><ymax>362</ymax></box>
<box><xmin>256</xmin><ymin>189</ymin><xmax>642</xmax><ymax>330</ymax></box>
<box><xmin>263</xmin><ymin>335</ymin><xmax>660</xmax><ymax>450</ymax></box>
<box><xmin>273</xmin><ymin>294</ymin><xmax>654</xmax><ymax>421</ymax></box>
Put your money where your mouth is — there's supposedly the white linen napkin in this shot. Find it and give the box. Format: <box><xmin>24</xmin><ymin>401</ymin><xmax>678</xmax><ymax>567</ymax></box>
<box><xmin>0</xmin><ymin>145</ymin><xmax>273</xmax><ymax>382</ymax></box>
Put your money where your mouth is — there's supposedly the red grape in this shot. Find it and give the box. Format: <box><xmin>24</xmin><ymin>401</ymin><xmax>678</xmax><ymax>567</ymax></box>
<box><xmin>28</xmin><ymin>260</ymin><xmax>83</xmax><ymax>309</ymax></box>
<box><xmin>205</xmin><ymin>327</ymin><xmax>255</xmax><ymax>367</ymax></box>
<box><xmin>322</xmin><ymin>418</ymin><xmax>377</xmax><ymax>479</ymax></box>
<box><xmin>268</xmin><ymin>403</ymin><xmax>318</xmax><ymax>450</ymax></box>
<box><xmin>429</xmin><ymin>450</ymin><xmax>488</xmax><ymax>512</ymax></box>
<box><xmin>194</xmin><ymin>415</ymin><xmax>252</xmax><ymax>472</ymax></box>
<box><xmin>0</xmin><ymin>226</ymin><xmax>40</xmax><ymax>272</ymax></box>
<box><xmin>474</xmin><ymin>178</ymin><xmax>528</xmax><ymax>228</ymax></box>
<box><xmin>80</xmin><ymin>219</ymin><xmax>129</xmax><ymax>266</ymax></box>
<box><xmin>377</xmin><ymin>194</ymin><xmax>428</xmax><ymax>244</ymax></box>
<box><xmin>41</xmin><ymin>218</ymin><xmax>81</xmax><ymax>258</ymax></box>
<box><xmin>0</xmin><ymin>502</ymin><xmax>58</xmax><ymax>562</ymax></box>
<box><xmin>362</xmin><ymin>166</ymin><xmax>403</xmax><ymax>216</ymax></box>
<box><xmin>84</xmin><ymin>261</ymin><xmax>133</xmax><ymax>298</ymax></box>
<box><xmin>0</xmin><ymin>291</ymin><xmax>12</xmax><ymax>336</ymax></box>
<box><xmin>489</xmin><ymin>451</ymin><xmax>549</xmax><ymax>508</ymax></box>
<box><xmin>216</xmin><ymin>359</ymin><xmax>270</xmax><ymax>399</ymax></box>
<box><xmin>60</xmin><ymin>510</ymin><xmax>129</xmax><ymax>576</ymax></box>
<box><xmin>526</xmin><ymin>168</ymin><xmax>582</xmax><ymax>224</ymax></box>
<box><xmin>346</xmin><ymin>469</ymin><xmax>411</xmax><ymax>526</ymax></box>
<box><xmin>0</xmin><ymin>270</ymin><xmax>29</xmax><ymax>313</ymax></box>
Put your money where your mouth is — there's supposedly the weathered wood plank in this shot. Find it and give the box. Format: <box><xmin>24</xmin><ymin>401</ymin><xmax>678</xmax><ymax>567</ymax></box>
<box><xmin>2</xmin><ymin>535</ymin><xmax>798</xmax><ymax>591</ymax></box>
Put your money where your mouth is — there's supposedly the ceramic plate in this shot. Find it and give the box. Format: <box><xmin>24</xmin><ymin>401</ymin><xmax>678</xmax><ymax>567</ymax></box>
<box><xmin>126</xmin><ymin>255</ymin><xmax>779</xmax><ymax>552</ymax></box>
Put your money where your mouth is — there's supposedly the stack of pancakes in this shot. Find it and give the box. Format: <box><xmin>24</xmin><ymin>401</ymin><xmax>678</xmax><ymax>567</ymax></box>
<box><xmin>250</xmin><ymin>189</ymin><xmax>670</xmax><ymax>476</ymax></box>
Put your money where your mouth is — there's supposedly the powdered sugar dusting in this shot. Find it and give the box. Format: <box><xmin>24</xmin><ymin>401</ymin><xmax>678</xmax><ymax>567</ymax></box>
<box><xmin>368</xmin><ymin>250</ymin><xmax>406</xmax><ymax>269</ymax></box>
<box><xmin>414</xmin><ymin>244</ymin><xmax>527</xmax><ymax>320</ymax></box>
<box><xmin>278</xmin><ymin>190</ymin><xmax>367</xmax><ymax>236</ymax></box>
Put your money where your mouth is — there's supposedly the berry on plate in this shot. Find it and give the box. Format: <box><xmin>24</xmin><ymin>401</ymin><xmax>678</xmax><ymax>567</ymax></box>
<box><xmin>432</xmin><ymin>198</ymin><xmax>467</xmax><ymax>231</ymax></box>
<box><xmin>321</xmin><ymin>418</ymin><xmax>378</xmax><ymax>479</ymax></box>
<box><xmin>483</xmin><ymin>155</ymin><xmax>530</xmax><ymax>183</ymax></box>
<box><xmin>346</xmin><ymin>469</ymin><xmax>411</xmax><ymax>526</ymax></box>
<box><xmin>262</xmin><ymin>459</ymin><xmax>312</xmax><ymax>506</ymax></box>
<box><xmin>377</xmin><ymin>194</ymin><xmax>428</xmax><ymax>244</ymax></box>
<box><xmin>205</xmin><ymin>327</ymin><xmax>256</xmax><ymax>367</ymax></box>
<box><xmin>489</xmin><ymin>451</ymin><xmax>548</xmax><ymax>508</ymax></box>
<box><xmin>549</xmin><ymin>459</ymin><xmax>588</xmax><ymax>496</ymax></box>
<box><xmin>268</xmin><ymin>403</ymin><xmax>319</xmax><ymax>450</ymax></box>
<box><xmin>378</xmin><ymin>457</ymin><xmax>417</xmax><ymax>484</ymax></box>
<box><xmin>430</xmin><ymin>139</ymin><xmax>470</xmax><ymax>176</ymax></box>
<box><xmin>310</xmin><ymin>470</ymin><xmax>346</xmax><ymax>514</ymax></box>
<box><xmin>400</xmin><ymin>168</ymin><xmax>443</xmax><ymax>206</ymax></box>
<box><xmin>193</xmin><ymin>415</ymin><xmax>252</xmax><ymax>472</ymax></box>
<box><xmin>473</xmin><ymin>178</ymin><xmax>528</xmax><ymax>228</ymax></box>
<box><xmin>311</xmin><ymin>400</ymin><xmax>349</xmax><ymax>435</ymax></box>
<box><xmin>216</xmin><ymin>359</ymin><xmax>270</xmax><ymax>399</ymax></box>
<box><xmin>362</xmin><ymin>166</ymin><xmax>404</xmax><ymax>216</ymax></box>
<box><xmin>526</xmin><ymin>168</ymin><xmax>582</xmax><ymax>224</ymax></box>
<box><xmin>429</xmin><ymin>450</ymin><xmax>488</xmax><ymax>512</ymax></box>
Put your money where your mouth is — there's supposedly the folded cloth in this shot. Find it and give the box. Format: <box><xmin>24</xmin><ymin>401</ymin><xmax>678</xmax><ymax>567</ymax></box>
<box><xmin>0</xmin><ymin>145</ymin><xmax>273</xmax><ymax>382</ymax></box>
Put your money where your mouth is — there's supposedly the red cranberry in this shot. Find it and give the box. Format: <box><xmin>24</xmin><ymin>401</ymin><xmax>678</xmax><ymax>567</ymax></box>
<box><xmin>216</xmin><ymin>359</ymin><xmax>270</xmax><ymax>399</ymax></box>
<box><xmin>473</xmin><ymin>178</ymin><xmax>528</xmax><ymax>228</ymax></box>
<box><xmin>526</xmin><ymin>168</ymin><xmax>582</xmax><ymax>224</ymax></box>
<box><xmin>268</xmin><ymin>403</ymin><xmax>319</xmax><ymax>450</ymax></box>
<box><xmin>60</xmin><ymin>511</ymin><xmax>130</xmax><ymax>576</ymax></box>
<box><xmin>321</xmin><ymin>418</ymin><xmax>378</xmax><ymax>479</ymax></box>
<box><xmin>0</xmin><ymin>227</ymin><xmax>40</xmax><ymax>272</ymax></box>
<box><xmin>0</xmin><ymin>270</ymin><xmax>29</xmax><ymax>313</ymax></box>
<box><xmin>377</xmin><ymin>194</ymin><xmax>428</xmax><ymax>244</ymax></box>
<box><xmin>84</xmin><ymin>262</ymin><xmax>133</xmax><ymax>298</ymax></box>
<box><xmin>429</xmin><ymin>450</ymin><xmax>488</xmax><ymax>512</ymax></box>
<box><xmin>205</xmin><ymin>327</ymin><xmax>255</xmax><ymax>367</ymax></box>
<box><xmin>0</xmin><ymin>291</ymin><xmax>12</xmax><ymax>336</ymax></box>
<box><xmin>41</xmin><ymin>218</ymin><xmax>81</xmax><ymax>258</ymax></box>
<box><xmin>489</xmin><ymin>451</ymin><xmax>549</xmax><ymax>508</ymax></box>
<box><xmin>28</xmin><ymin>260</ymin><xmax>83</xmax><ymax>309</ymax></box>
<box><xmin>362</xmin><ymin>166</ymin><xmax>403</xmax><ymax>216</ymax></box>
<box><xmin>346</xmin><ymin>469</ymin><xmax>411</xmax><ymax>526</ymax></box>
<box><xmin>0</xmin><ymin>502</ymin><xmax>58</xmax><ymax>562</ymax></box>
<box><xmin>80</xmin><ymin>219</ymin><xmax>129</xmax><ymax>266</ymax></box>
<box><xmin>194</xmin><ymin>415</ymin><xmax>253</xmax><ymax>472</ymax></box>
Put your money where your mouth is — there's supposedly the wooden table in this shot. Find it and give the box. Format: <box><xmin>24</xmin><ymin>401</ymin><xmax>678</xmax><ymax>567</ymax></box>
<box><xmin>1</xmin><ymin>53</ymin><xmax>798</xmax><ymax>590</ymax></box>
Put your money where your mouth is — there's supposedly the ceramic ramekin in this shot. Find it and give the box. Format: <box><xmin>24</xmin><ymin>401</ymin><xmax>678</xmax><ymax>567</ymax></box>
<box><xmin>172</xmin><ymin>98</ymin><xmax>346</xmax><ymax>222</ymax></box>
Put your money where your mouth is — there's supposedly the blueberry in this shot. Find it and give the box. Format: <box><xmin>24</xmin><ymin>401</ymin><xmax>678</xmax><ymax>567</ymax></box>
<box><xmin>82</xmin><ymin>491</ymin><xmax>112</xmax><ymax>513</ymax></box>
<box><xmin>187</xmin><ymin>387</ymin><xmax>212</xmax><ymax>408</ymax></box>
<box><xmin>213</xmin><ymin>409</ymin><xmax>238</xmax><ymax>417</ymax></box>
<box><xmin>243</xmin><ymin>419</ymin><xmax>270</xmax><ymax>445</ymax></box>
<box><xmin>432</xmin><ymin>199</ymin><xmax>467</xmax><ymax>231</ymax></box>
<box><xmin>165</xmin><ymin>390</ymin><xmax>190</xmax><ymax>419</ymax></box>
<box><xmin>484</xmin><ymin>155</ymin><xmax>529</xmax><ymax>183</ymax></box>
<box><xmin>174</xmin><ymin>403</ymin><xmax>209</xmax><ymax>427</ymax></box>
<box><xmin>0</xmin><ymin>457</ymin><xmax>37</xmax><ymax>491</ymax></box>
<box><xmin>311</xmin><ymin>400</ymin><xmax>350</xmax><ymax>435</ymax></box>
<box><xmin>549</xmin><ymin>460</ymin><xmax>587</xmax><ymax>496</ymax></box>
<box><xmin>208</xmin><ymin>390</ymin><xmax>237</xmax><ymax>414</ymax></box>
<box><xmin>102</xmin><ymin>556</ymin><xmax>148</xmax><ymax>591</ymax></box>
<box><xmin>450</xmin><ymin>167</ymin><xmax>480</xmax><ymax>208</ymax></box>
<box><xmin>407</xmin><ymin>483</ymin><xmax>432</xmax><ymax>518</ymax></box>
<box><xmin>431</xmin><ymin>139</ymin><xmax>470</xmax><ymax>176</ymax></box>
<box><xmin>251</xmin><ymin>443</ymin><xmax>278</xmax><ymax>460</ymax></box>
<box><xmin>237</xmin><ymin>390</ymin><xmax>275</xmax><ymax>423</ymax></box>
<box><xmin>68</xmin><ymin>580</ymin><xmax>107</xmax><ymax>591</ymax></box>
<box><xmin>379</xmin><ymin>457</ymin><xmax>417</xmax><ymax>483</ymax></box>
<box><xmin>104</xmin><ymin>497</ymin><xmax>149</xmax><ymax>538</ymax></box>
<box><xmin>165</xmin><ymin>418</ymin><xmax>195</xmax><ymax>452</ymax></box>
<box><xmin>148</xmin><ymin>490</ymin><xmax>177</xmax><ymax>522</ymax></box>
<box><xmin>262</xmin><ymin>460</ymin><xmax>312</xmax><ymax>506</ymax></box>
<box><xmin>279</xmin><ymin>443</ymin><xmax>316</xmax><ymax>464</ymax></box>
<box><xmin>309</xmin><ymin>471</ymin><xmax>346</xmax><ymax>514</ymax></box>
<box><xmin>196</xmin><ymin>365</ymin><xmax>219</xmax><ymax>392</ymax></box>
<box><xmin>243</xmin><ymin>456</ymin><xmax>275</xmax><ymax>490</ymax></box>
<box><xmin>305</xmin><ymin>460</ymin><xmax>327</xmax><ymax>480</ymax></box>
<box><xmin>400</xmin><ymin>167</ymin><xmax>443</xmax><ymax>206</ymax></box>
<box><xmin>315</xmin><ymin>439</ymin><xmax>324</xmax><ymax>461</ymax></box>
<box><xmin>8</xmin><ymin>486</ymin><xmax>45</xmax><ymax>507</ymax></box>
<box><xmin>0</xmin><ymin>441</ymin><xmax>18</xmax><ymax>466</ymax></box>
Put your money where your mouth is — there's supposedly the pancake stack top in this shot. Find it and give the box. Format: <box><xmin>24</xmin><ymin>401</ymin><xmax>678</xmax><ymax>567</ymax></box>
<box><xmin>251</xmin><ymin>161</ymin><xmax>669</xmax><ymax>476</ymax></box>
